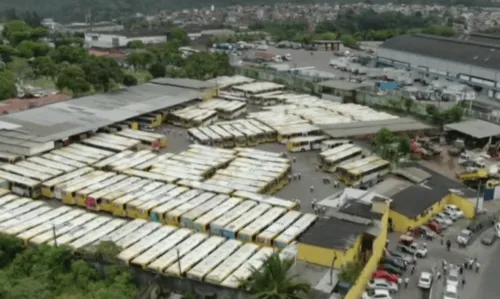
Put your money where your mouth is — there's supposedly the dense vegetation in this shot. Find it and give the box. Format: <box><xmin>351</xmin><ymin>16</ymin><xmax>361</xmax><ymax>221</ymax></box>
<box><xmin>1</xmin><ymin>0</ymin><xmax>498</xmax><ymax>23</ymax></box>
<box><xmin>0</xmin><ymin>235</ymin><xmax>138</xmax><ymax>299</ymax></box>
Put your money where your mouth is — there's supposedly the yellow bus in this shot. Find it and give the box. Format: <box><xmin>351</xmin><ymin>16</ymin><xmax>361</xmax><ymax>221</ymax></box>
<box><xmin>111</xmin><ymin>182</ymin><xmax>165</xmax><ymax>217</ymax></box>
<box><xmin>220</xmin><ymin>247</ymin><xmax>273</xmax><ymax>288</ymax></box>
<box><xmin>286</xmin><ymin>135</ymin><xmax>329</xmax><ymax>153</ymax></box>
<box><xmin>237</xmin><ymin>207</ymin><xmax>286</xmax><ymax>243</ymax></box>
<box><xmin>179</xmin><ymin>194</ymin><xmax>228</xmax><ymax>229</ymax></box>
<box><xmin>0</xmin><ymin>151</ymin><xmax>23</xmax><ymax>164</ymax></box>
<box><xmin>221</xmin><ymin>203</ymin><xmax>271</xmax><ymax>239</ymax></box>
<box><xmin>61</xmin><ymin>172</ymin><xmax>115</xmax><ymax>205</ymax></box>
<box><xmin>232</xmin><ymin>190</ymin><xmax>298</xmax><ymax>211</ymax></box>
<box><xmin>255</xmin><ymin>210</ymin><xmax>301</xmax><ymax>246</ymax></box>
<box><xmin>192</xmin><ymin>197</ymin><xmax>243</xmax><ymax>233</ymax></box>
<box><xmin>186</xmin><ymin>240</ymin><xmax>241</xmax><ymax>281</ymax></box>
<box><xmin>337</xmin><ymin>156</ymin><xmax>391</xmax><ymax>188</ymax></box>
<box><xmin>95</xmin><ymin>179</ymin><xmax>152</xmax><ymax>213</ymax></box>
<box><xmin>275</xmin><ymin>123</ymin><xmax>322</xmax><ymax>144</ymax></box>
<box><xmin>0</xmin><ymin>170</ymin><xmax>42</xmax><ymax>198</ymax></box>
<box><xmin>133</xmin><ymin>186</ymin><xmax>188</xmax><ymax>220</ymax></box>
<box><xmin>74</xmin><ymin>174</ymin><xmax>128</xmax><ymax>207</ymax></box>
<box><xmin>317</xmin><ymin>144</ymin><xmax>363</xmax><ymax>173</ymax></box>
<box><xmin>84</xmin><ymin>177</ymin><xmax>143</xmax><ymax>211</ymax></box>
<box><xmin>273</xmin><ymin>213</ymin><xmax>317</xmax><ymax>248</ymax></box>
<box><xmin>162</xmin><ymin>191</ymin><xmax>214</xmax><ymax>225</ymax></box>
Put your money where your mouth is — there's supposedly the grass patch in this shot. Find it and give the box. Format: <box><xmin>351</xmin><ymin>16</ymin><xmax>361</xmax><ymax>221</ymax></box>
<box><xmin>125</xmin><ymin>69</ymin><xmax>152</xmax><ymax>84</ymax></box>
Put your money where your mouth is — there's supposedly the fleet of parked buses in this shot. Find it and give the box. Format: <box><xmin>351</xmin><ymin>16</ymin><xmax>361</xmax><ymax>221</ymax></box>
<box><xmin>0</xmin><ymin>80</ymin><xmax>401</xmax><ymax>290</ymax></box>
<box><xmin>0</xmin><ymin>187</ymin><xmax>317</xmax><ymax>288</ymax></box>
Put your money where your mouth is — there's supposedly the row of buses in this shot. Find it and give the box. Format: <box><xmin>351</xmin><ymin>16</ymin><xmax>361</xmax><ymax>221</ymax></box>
<box><xmin>196</xmin><ymin>99</ymin><xmax>247</xmax><ymax>120</ymax></box>
<box><xmin>187</xmin><ymin>119</ymin><xmax>275</xmax><ymax>148</ymax></box>
<box><xmin>82</xmin><ymin>131</ymin><xmax>167</xmax><ymax>152</ymax></box>
<box><xmin>336</xmin><ymin>156</ymin><xmax>391</xmax><ymax>188</ymax></box>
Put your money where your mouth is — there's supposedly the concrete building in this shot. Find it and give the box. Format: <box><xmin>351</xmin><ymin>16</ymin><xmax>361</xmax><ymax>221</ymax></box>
<box><xmin>0</xmin><ymin>83</ymin><xmax>201</xmax><ymax>156</ymax></box>
<box><xmin>376</xmin><ymin>33</ymin><xmax>500</xmax><ymax>100</ymax></box>
<box><xmin>84</xmin><ymin>33</ymin><xmax>167</xmax><ymax>49</ymax></box>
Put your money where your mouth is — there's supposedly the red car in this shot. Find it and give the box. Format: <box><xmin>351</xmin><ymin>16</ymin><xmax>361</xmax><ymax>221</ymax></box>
<box><xmin>426</xmin><ymin>220</ymin><xmax>442</xmax><ymax>233</ymax></box>
<box><xmin>372</xmin><ymin>270</ymin><xmax>399</xmax><ymax>283</ymax></box>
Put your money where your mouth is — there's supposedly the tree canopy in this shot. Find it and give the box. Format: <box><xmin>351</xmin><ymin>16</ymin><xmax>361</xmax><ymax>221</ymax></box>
<box><xmin>0</xmin><ymin>235</ymin><xmax>139</xmax><ymax>299</ymax></box>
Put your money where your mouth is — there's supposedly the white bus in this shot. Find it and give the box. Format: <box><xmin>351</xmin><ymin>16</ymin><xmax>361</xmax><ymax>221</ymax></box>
<box><xmin>97</xmin><ymin>219</ymin><xmax>148</xmax><ymax>245</ymax></box>
<box><xmin>232</xmin><ymin>191</ymin><xmax>297</xmax><ymax>210</ymax></box>
<box><xmin>133</xmin><ymin>186</ymin><xmax>190</xmax><ymax>220</ymax></box>
<box><xmin>217</xmin><ymin>101</ymin><xmax>247</xmax><ymax>120</ymax></box>
<box><xmin>150</xmin><ymin>164</ymin><xmax>206</xmax><ymax>178</ymax></box>
<box><xmin>231</xmin><ymin>122</ymin><xmax>259</xmax><ymax>146</ymax></box>
<box><xmin>3</xmin><ymin>206</ymin><xmax>71</xmax><ymax>235</ymax></box>
<box><xmin>286</xmin><ymin>135</ymin><xmax>329</xmax><ymax>153</ymax></box>
<box><xmin>236</xmin><ymin>152</ymin><xmax>290</xmax><ymax>165</ymax></box>
<box><xmin>122</xmin><ymin>169</ymin><xmax>178</xmax><ymax>184</ymax></box>
<box><xmin>320</xmin><ymin>139</ymin><xmax>353</xmax><ymax>152</ymax></box>
<box><xmin>115</xmin><ymin>222</ymin><xmax>162</xmax><ymax>249</ymax></box>
<box><xmin>177</xmin><ymin>180</ymin><xmax>235</xmax><ymax>195</ymax></box>
<box><xmin>179</xmin><ymin>194</ymin><xmax>228</xmax><ymax>229</ymax></box>
<box><xmin>255</xmin><ymin>210</ymin><xmax>301</xmax><ymax>246</ymax></box>
<box><xmin>131</xmin><ymin>228</ymin><xmax>192</xmax><ymax>269</ymax></box>
<box><xmin>16</xmin><ymin>161</ymin><xmax>63</xmax><ymax>178</ymax></box>
<box><xmin>149</xmin><ymin>167</ymin><xmax>204</xmax><ymax>182</ymax></box>
<box><xmin>93</xmin><ymin>151</ymin><xmax>135</xmax><ymax>170</ymax></box>
<box><xmin>69</xmin><ymin>143</ymin><xmax>114</xmax><ymax>157</ymax></box>
<box><xmin>0</xmin><ymin>170</ymin><xmax>41</xmax><ymax>198</ymax></box>
<box><xmin>165</xmin><ymin>236</ymin><xmax>226</xmax><ymax>276</ymax></box>
<box><xmin>275</xmin><ymin>124</ymin><xmax>322</xmax><ymax>144</ymax></box>
<box><xmin>204</xmin><ymin>243</ymin><xmax>259</xmax><ymax>284</ymax></box>
<box><xmin>29</xmin><ymin>213</ymin><xmax>98</xmax><ymax>246</ymax></box>
<box><xmin>247</xmin><ymin>119</ymin><xmax>276</xmax><ymax>142</ymax></box>
<box><xmin>87</xmin><ymin>177</ymin><xmax>145</xmax><ymax>212</ymax></box>
<box><xmin>134</xmin><ymin>153</ymin><xmax>175</xmax><ymax>171</ymax></box>
<box><xmin>146</xmin><ymin>233</ymin><xmax>207</xmax><ymax>273</ymax></box>
<box><xmin>188</xmin><ymin>144</ymin><xmax>235</xmax><ymax>155</ymax></box>
<box><xmin>193</xmin><ymin>197</ymin><xmax>243</xmax><ymax>233</ymax></box>
<box><xmin>50</xmin><ymin>216</ymin><xmax>112</xmax><ymax>246</ymax></box>
<box><xmin>17</xmin><ymin>209</ymin><xmax>86</xmax><ymax>245</ymax></box>
<box><xmin>60</xmin><ymin>171</ymin><xmax>116</xmax><ymax>204</ymax></box>
<box><xmin>209</xmin><ymin>201</ymin><xmax>257</xmax><ymax>236</ymax></box>
<box><xmin>113</xmin><ymin>153</ymin><xmax>158</xmax><ymax>173</ymax></box>
<box><xmin>318</xmin><ymin>144</ymin><xmax>363</xmax><ymax>173</ymax></box>
<box><xmin>158</xmin><ymin>191</ymin><xmax>212</xmax><ymax>225</ymax></box>
<box><xmin>81</xmin><ymin>138</ymin><xmax>130</xmax><ymax>152</ymax></box>
<box><xmin>27</xmin><ymin>157</ymin><xmax>76</xmax><ymax>173</ymax></box>
<box><xmin>43</xmin><ymin>153</ymin><xmax>86</xmax><ymax>168</ymax></box>
<box><xmin>219</xmin><ymin>124</ymin><xmax>246</xmax><ymax>147</ymax></box>
<box><xmin>186</xmin><ymin>239</ymin><xmax>241</xmax><ymax>280</ymax></box>
<box><xmin>0</xmin><ymin>205</ymin><xmax>51</xmax><ymax>231</ymax></box>
<box><xmin>237</xmin><ymin>207</ymin><xmax>287</xmax><ymax>242</ymax></box>
<box><xmin>209</xmin><ymin>125</ymin><xmax>235</xmax><ymax>148</ymax></box>
<box><xmin>62</xmin><ymin>146</ymin><xmax>108</xmax><ymax>160</ymax></box>
<box><xmin>1</xmin><ymin>164</ymin><xmax>52</xmax><ymax>182</ymax></box>
<box><xmin>69</xmin><ymin>218</ymin><xmax>126</xmax><ymax>249</ymax></box>
<box><xmin>187</xmin><ymin>128</ymin><xmax>211</xmax><ymax>145</ymax></box>
<box><xmin>112</xmin><ymin>182</ymin><xmax>167</xmax><ymax>217</ymax></box>
<box><xmin>117</xmin><ymin>226</ymin><xmax>176</xmax><ymax>265</ymax></box>
<box><xmin>274</xmin><ymin>213</ymin><xmax>317</xmax><ymax>248</ymax></box>
<box><xmin>75</xmin><ymin>174</ymin><xmax>128</xmax><ymax>207</ymax></box>
<box><xmin>50</xmin><ymin>149</ymin><xmax>97</xmax><ymax>165</ymax></box>
<box><xmin>221</xmin><ymin>204</ymin><xmax>271</xmax><ymax>239</ymax></box>
<box><xmin>191</xmin><ymin>110</ymin><xmax>219</xmax><ymax>127</ymax></box>
<box><xmin>221</xmin><ymin>247</ymin><xmax>273</xmax><ymax>288</ymax></box>
<box><xmin>0</xmin><ymin>197</ymin><xmax>32</xmax><ymax>214</ymax></box>
<box><xmin>337</xmin><ymin>156</ymin><xmax>391</xmax><ymax>188</ymax></box>
<box><xmin>197</xmin><ymin>127</ymin><xmax>223</xmax><ymax>148</ymax></box>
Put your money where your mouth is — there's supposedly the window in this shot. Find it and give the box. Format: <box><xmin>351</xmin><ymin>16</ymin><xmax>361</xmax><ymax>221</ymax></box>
<box><xmin>91</xmin><ymin>36</ymin><xmax>98</xmax><ymax>41</ymax></box>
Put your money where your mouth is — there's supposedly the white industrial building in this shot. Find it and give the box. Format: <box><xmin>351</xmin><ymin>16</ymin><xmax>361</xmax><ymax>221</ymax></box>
<box><xmin>376</xmin><ymin>33</ymin><xmax>500</xmax><ymax>100</ymax></box>
<box><xmin>84</xmin><ymin>33</ymin><xmax>167</xmax><ymax>49</ymax></box>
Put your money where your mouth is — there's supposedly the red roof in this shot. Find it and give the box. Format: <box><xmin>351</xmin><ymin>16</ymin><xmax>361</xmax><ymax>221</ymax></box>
<box><xmin>0</xmin><ymin>93</ymin><xmax>71</xmax><ymax>114</ymax></box>
<box><xmin>88</xmin><ymin>49</ymin><xmax>127</xmax><ymax>59</ymax></box>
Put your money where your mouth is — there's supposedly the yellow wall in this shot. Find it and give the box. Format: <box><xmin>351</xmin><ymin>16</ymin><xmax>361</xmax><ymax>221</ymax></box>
<box><xmin>345</xmin><ymin>207</ymin><xmax>389</xmax><ymax>299</ymax></box>
<box><xmin>202</xmin><ymin>88</ymin><xmax>219</xmax><ymax>100</ymax></box>
<box><xmin>389</xmin><ymin>193</ymin><xmax>475</xmax><ymax>234</ymax></box>
<box><xmin>297</xmin><ymin>235</ymin><xmax>362</xmax><ymax>268</ymax></box>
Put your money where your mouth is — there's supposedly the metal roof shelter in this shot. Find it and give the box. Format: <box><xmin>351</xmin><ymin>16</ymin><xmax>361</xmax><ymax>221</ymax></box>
<box><xmin>318</xmin><ymin>80</ymin><xmax>372</xmax><ymax>91</ymax></box>
<box><xmin>319</xmin><ymin>117</ymin><xmax>432</xmax><ymax>138</ymax></box>
<box><xmin>444</xmin><ymin>119</ymin><xmax>500</xmax><ymax>139</ymax></box>
<box><xmin>150</xmin><ymin>78</ymin><xmax>217</xmax><ymax>90</ymax></box>
<box><xmin>0</xmin><ymin>83</ymin><xmax>201</xmax><ymax>156</ymax></box>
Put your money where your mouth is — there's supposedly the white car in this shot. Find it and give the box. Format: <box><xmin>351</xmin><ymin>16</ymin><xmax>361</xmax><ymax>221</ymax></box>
<box><xmin>366</xmin><ymin>279</ymin><xmax>399</xmax><ymax>293</ymax></box>
<box><xmin>362</xmin><ymin>289</ymin><xmax>393</xmax><ymax>299</ymax></box>
<box><xmin>433</xmin><ymin>217</ymin><xmax>449</xmax><ymax>228</ymax></box>
<box><xmin>456</xmin><ymin>229</ymin><xmax>472</xmax><ymax>245</ymax></box>
<box><xmin>445</xmin><ymin>205</ymin><xmax>464</xmax><ymax>219</ymax></box>
<box><xmin>443</xmin><ymin>284</ymin><xmax>458</xmax><ymax>299</ymax></box>
<box><xmin>417</xmin><ymin>272</ymin><xmax>433</xmax><ymax>289</ymax></box>
<box><xmin>446</xmin><ymin>267</ymin><xmax>460</xmax><ymax>287</ymax></box>
<box><xmin>435</xmin><ymin>213</ymin><xmax>453</xmax><ymax>226</ymax></box>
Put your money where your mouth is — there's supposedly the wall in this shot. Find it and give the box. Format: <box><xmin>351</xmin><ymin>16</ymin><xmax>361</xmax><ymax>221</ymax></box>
<box><xmin>389</xmin><ymin>198</ymin><xmax>447</xmax><ymax>233</ymax></box>
<box><xmin>345</xmin><ymin>208</ymin><xmax>389</xmax><ymax>299</ymax></box>
<box><xmin>376</xmin><ymin>48</ymin><xmax>499</xmax><ymax>87</ymax></box>
<box><xmin>296</xmin><ymin>236</ymin><xmax>362</xmax><ymax>268</ymax></box>
<box><xmin>446</xmin><ymin>194</ymin><xmax>476</xmax><ymax>219</ymax></box>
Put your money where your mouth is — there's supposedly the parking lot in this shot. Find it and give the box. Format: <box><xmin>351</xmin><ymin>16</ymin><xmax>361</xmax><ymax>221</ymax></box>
<box><xmin>159</xmin><ymin>124</ymin><xmax>340</xmax><ymax>215</ymax></box>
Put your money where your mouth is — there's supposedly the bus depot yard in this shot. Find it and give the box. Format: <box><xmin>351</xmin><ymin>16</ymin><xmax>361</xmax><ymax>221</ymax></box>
<box><xmin>0</xmin><ymin>76</ymin><xmax>493</xmax><ymax>298</ymax></box>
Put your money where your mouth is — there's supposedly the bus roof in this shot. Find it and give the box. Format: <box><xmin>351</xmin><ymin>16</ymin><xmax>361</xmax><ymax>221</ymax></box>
<box><xmin>1</xmin><ymin>164</ymin><xmax>52</xmax><ymax>181</ymax></box>
<box><xmin>16</xmin><ymin>209</ymin><xmax>85</xmax><ymax>240</ymax></box>
<box><xmin>122</xmin><ymin>169</ymin><xmax>178</xmax><ymax>184</ymax></box>
<box><xmin>350</xmin><ymin>158</ymin><xmax>390</xmax><ymax>175</ymax></box>
<box><xmin>0</xmin><ymin>170</ymin><xmax>40</xmax><ymax>187</ymax></box>
<box><xmin>43</xmin><ymin>153</ymin><xmax>86</xmax><ymax>168</ymax></box>
<box><xmin>210</xmin><ymin>200</ymin><xmax>257</xmax><ymax>229</ymax></box>
<box><xmin>193</xmin><ymin>197</ymin><xmax>243</xmax><ymax>229</ymax></box>
<box><xmin>27</xmin><ymin>157</ymin><xmax>76</xmax><ymax>173</ymax></box>
<box><xmin>221</xmin><ymin>247</ymin><xmax>273</xmax><ymax>288</ymax></box>
<box><xmin>3</xmin><ymin>206</ymin><xmax>72</xmax><ymax>236</ymax></box>
<box><xmin>238</xmin><ymin>207</ymin><xmax>286</xmax><ymax>237</ymax></box>
<box><xmin>98</xmin><ymin>218</ymin><xmax>147</xmax><ymax>244</ymax></box>
<box><xmin>256</xmin><ymin>210</ymin><xmax>302</xmax><ymax>241</ymax></box>
<box><xmin>69</xmin><ymin>218</ymin><xmax>126</xmax><ymax>249</ymax></box>
<box><xmin>30</xmin><ymin>213</ymin><xmax>98</xmax><ymax>245</ymax></box>
<box><xmin>117</xmin><ymin>225</ymin><xmax>176</xmax><ymax>262</ymax></box>
<box><xmin>115</xmin><ymin>222</ymin><xmax>162</xmax><ymax>249</ymax></box>
<box><xmin>224</xmin><ymin>203</ymin><xmax>271</xmax><ymax>233</ymax></box>
<box><xmin>186</xmin><ymin>239</ymin><xmax>241</xmax><ymax>280</ymax></box>
<box><xmin>204</xmin><ymin>243</ymin><xmax>259</xmax><ymax>284</ymax></box>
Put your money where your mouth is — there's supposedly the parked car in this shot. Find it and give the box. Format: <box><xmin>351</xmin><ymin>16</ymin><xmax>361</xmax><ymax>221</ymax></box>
<box><xmin>409</xmin><ymin>226</ymin><xmax>436</xmax><ymax>240</ymax></box>
<box><xmin>366</xmin><ymin>279</ymin><xmax>399</xmax><ymax>293</ymax></box>
<box><xmin>417</xmin><ymin>271</ymin><xmax>433</xmax><ymax>289</ymax></box>
<box><xmin>445</xmin><ymin>205</ymin><xmax>464</xmax><ymax>219</ymax></box>
<box><xmin>387</xmin><ymin>250</ymin><xmax>415</xmax><ymax>265</ymax></box>
<box><xmin>362</xmin><ymin>289</ymin><xmax>393</xmax><ymax>299</ymax></box>
<box><xmin>432</xmin><ymin>217</ymin><xmax>449</xmax><ymax>228</ymax></box>
<box><xmin>456</xmin><ymin>229</ymin><xmax>473</xmax><ymax>246</ymax></box>
<box><xmin>425</xmin><ymin>220</ymin><xmax>442</xmax><ymax>233</ymax></box>
<box><xmin>372</xmin><ymin>270</ymin><xmax>400</xmax><ymax>284</ymax></box>
<box><xmin>443</xmin><ymin>284</ymin><xmax>459</xmax><ymax>299</ymax></box>
<box><xmin>378</xmin><ymin>263</ymin><xmax>403</xmax><ymax>276</ymax></box>
<box><xmin>446</xmin><ymin>267</ymin><xmax>460</xmax><ymax>287</ymax></box>
<box><xmin>381</xmin><ymin>256</ymin><xmax>406</xmax><ymax>270</ymax></box>
<box><xmin>481</xmin><ymin>230</ymin><xmax>496</xmax><ymax>245</ymax></box>
<box><xmin>397</xmin><ymin>243</ymin><xmax>428</xmax><ymax>258</ymax></box>
<box><xmin>435</xmin><ymin>213</ymin><xmax>453</xmax><ymax>226</ymax></box>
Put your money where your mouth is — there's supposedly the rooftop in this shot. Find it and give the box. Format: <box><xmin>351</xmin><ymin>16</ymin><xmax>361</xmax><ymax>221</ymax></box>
<box><xmin>150</xmin><ymin>78</ymin><xmax>217</xmax><ymax>90</ymax></box>
<box><xmin>444</xmin><ymin>119</ymin><xmax>500</xmax><ymax>139</ymax></box>
<box><xmin>340</xmin><ymin>201</ymin><xmax>383</xmax><ymax>220</ymax></box>
<box><xmin>0</xmin><ymin>83</ymin><xmax>201</xmax><ymax>155</ymax></box>
<box><xmin>319</xmin><ymin>80</ymin><xmax>372</xmax><ymax>91</ymax></box>
<box><xmin>298</xmin><ymin>217</ymin><xmax>367</xmax><ymax>251</ymax></box>
<box><xmin>379</xmin><ymin>34</ymin><xmax>500</xmax><ymax>71</ymax></box>
<box><xmin>319</xmin><ymin>117</ymin><xmax>432</xmax><ymax>138</ymax></box>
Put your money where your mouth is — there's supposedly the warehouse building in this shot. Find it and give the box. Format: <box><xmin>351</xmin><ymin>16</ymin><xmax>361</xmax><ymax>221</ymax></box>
<box><xmin>376</xmin><ymin>33</ymin><xmax>500</xmax><ymax>100</ymax></box>
<box><xmin>0</xmin><ymin>83</ymin><xmax>201</xmax><ymax>156</ymax></box>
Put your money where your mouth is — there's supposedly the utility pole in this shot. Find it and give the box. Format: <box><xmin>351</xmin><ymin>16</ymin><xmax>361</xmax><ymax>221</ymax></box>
<box><xmin>176</xmin><ymin>248</ymin><xmax>181</xmax><ymax>276</ymax></box>
<box><xmin>474</xmin><ymin>180</ymin><xmax>482</xmax><ymax>220</ymax></box>
<box><xmin>329</xmin><ymin>253</ymin><xmax>337</xmax><ymax>285</ymax></box>
<box><xmin>52</xmin><ymin>224</ymin><xmax>58</xmax><ymax>247</ymax></box>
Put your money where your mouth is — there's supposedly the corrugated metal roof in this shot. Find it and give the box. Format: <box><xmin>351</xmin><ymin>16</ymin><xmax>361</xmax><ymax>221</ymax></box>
<box><xmin>444</xmin><ymin>119</ymin><xmax>500</xmax><ymax>139</ymax></box>
<box><xmin>0</xmin><ymin>83</ymin><xmax>201</xmax><ymax>150</ymax></box>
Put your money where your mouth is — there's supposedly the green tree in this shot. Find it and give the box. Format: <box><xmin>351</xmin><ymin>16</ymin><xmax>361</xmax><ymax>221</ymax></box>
<box><xmin>148</xmin><ymin>63</ymin><xmax>166</xmax><ymax>78</ymax></box>
<box><xmin>80</xmin><ymin>56</ymin><xmax>124</xmax><ymax>92</ymax></box>
<box><xmin>50</xmin><ymin>45</ymin><xmax>87</xmax><ymax>64</ymax></box>
<box><xmin>0</xmin><ymin>45</ymin><xmax>18</xmax><ymax>63</ymax></box>
<box><xmin>123</xmin><ymin>74</ymin><xmax>138</xmax><ymax>86</ymax></box>
<box><xmin>338</xmin><ymin>261</ymin><xmax>364</xmax><ymax>284</ymax></box>
<box><xmin>0</xmin><ymin>71</ymin><xmax>17</xmax><ymax>101</ymax></box>
<box><xmin>31</xmin><ymin>56</ymin><xmax>57</xmax><ymax>79</ymax></box>
<box><xmin>16</xmin><ymin>41</ymin><xmax>51</xmax><ymax>58</ymax></box>
<box><xmin>56</xmin><ymin>65</ymin><xmax>91</xmax><ymax>96</ymax></box>
<box><xmin>247</xmin><ymin>254</ymin><xmax>311</xmax><ymax>299</ymax></box>
<box><xmin>169</xmin><ymin>27</ymin><xmax>190</xmax><ymax>46</ymax></box>
<box><xmin>397</xmin><ymin>135</ymin><xmax>411</xmax><ymax>159</ymax></box>
<box><xmin>341</xmin><ymin>34</ymin><xmax>358</xmax><ymax>48</ymax></box>
<box><xmin>126</xmin><ymin>40</ymin><xmax>145</xmax><ymax>49</ymax></box>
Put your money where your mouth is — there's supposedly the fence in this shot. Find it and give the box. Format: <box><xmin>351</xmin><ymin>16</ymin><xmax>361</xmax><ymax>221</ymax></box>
<box><xmin>345</xmin><ymin>208</ymin><xmax>389</xmax><ymax>299</ymax></box>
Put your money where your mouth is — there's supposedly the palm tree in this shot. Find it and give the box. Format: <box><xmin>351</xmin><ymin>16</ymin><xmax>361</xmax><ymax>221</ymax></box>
<box><xmin>246</xmin><ymin>254</ymin><xmax>311</xmax><ymax>299</ymax></box>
